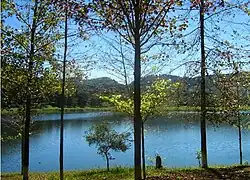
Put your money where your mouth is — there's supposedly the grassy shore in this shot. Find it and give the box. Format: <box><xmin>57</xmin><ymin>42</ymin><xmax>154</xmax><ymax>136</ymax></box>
<box><xmin>2</xmin><ymin>106</ymin><xmax>250</xmax><ymax>116</ymax></box>
<box><xmin>2</xmin><ymin>165</ymin><xmax>250</xmax><ymax>180</ymax></box>
<box><xmin>1</xmin><ymin>106</ymin><xmax>114</xmax><ymax>116</ymax></box>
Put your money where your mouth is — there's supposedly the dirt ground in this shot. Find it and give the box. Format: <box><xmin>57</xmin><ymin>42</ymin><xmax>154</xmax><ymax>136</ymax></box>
<box><xmin>147</xmin><ymin>166</ymin><xmax>250</xmax><ymax>180</ymax></box>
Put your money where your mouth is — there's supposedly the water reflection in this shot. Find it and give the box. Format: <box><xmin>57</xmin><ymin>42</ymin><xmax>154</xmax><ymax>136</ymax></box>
<box><xmin>1</xmin><ymin>112</ymin><xmax>250</xmax><ymax>172</ymax></box>
<box><xmin>34</xmin><ymin>111</ymin><xmax>115</xmax><ymax>121</ymax></box>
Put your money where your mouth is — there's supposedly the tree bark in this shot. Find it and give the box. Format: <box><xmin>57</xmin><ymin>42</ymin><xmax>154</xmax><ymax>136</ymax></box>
<box><xmin>199</xmin><ymin>0</ymin><xmax>208</xmax><ymax>169</ymax></box>
<box><xmin>23</xmin><ymin>96</ymin><xmax>31</xmax><ymax>180</ymax></box>
<box><xmin>238</xmin><ymin>120</ymin><xmax>243</xmax><ymax>165</ymax></box>
<box><xmin>236</xmin><ymin>73</ymin><xmax>242</xmax><ymax>165</ymax></box>
<box><xmin>23</xmin><ymin>1</ymin><xmax>38</xmax><ymax>179</ymax></box>
<box><xmin>134</xmin><ymin>1</ymin><xmax>142</xmax><ymax>179</ymax></box>
<box><xmin>21</xmin><ymin>124</ymin><xmax>25</xmax><ymax>175</ymax></box>
<box><xmin>142</xmin><ymin>121</ymin><xmax>146</xmax><ymax>180</ymax></box>
<box><xmin>133</xmin><ymin>1</ymin><xmax>142</xmax><ymax>179</ymax></box>
<box><xmin>105</xmin><ymin>153</ymin><xmax>110</xmax><ymax>171</ymax></box>
<box><xmin>60</xmin><ymin>2</ymin><xmax>68</xmax><ymax>180</ymax></box>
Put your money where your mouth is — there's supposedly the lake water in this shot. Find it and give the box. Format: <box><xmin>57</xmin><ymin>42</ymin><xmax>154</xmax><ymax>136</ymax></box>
<box><xmin>1</xmin><ymin>112</ymin><xmax>250</xmax><ymax>172</ymax></box>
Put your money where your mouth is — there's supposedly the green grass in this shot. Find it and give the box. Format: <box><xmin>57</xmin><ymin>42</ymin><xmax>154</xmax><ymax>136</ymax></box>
<box><xmin>1</xmin><ymin>167</ymin><xmax>134</xmax><ymax>180</ymax></box>
<box><xmin>2</xmin><ymin>105</ymin><xmax>250</xmax><ymax>116</ymax></box>
<box><xmin>164</xmin><ymin>106</ymin><xmax>250</xmax><ymax>112</ymax></box>
<box><xmin>1</xmin><ymin>165</ymin><xmax>250</xmax><ymax>180</ymax></box>
<box><xmin>164</xmin><ymin>106</ymin><xmax>200</xmax><ymax>111</ymax></box>
<box><xmin>1</xmin><ymin>106</ymin><xmax>114</xmax><ymax>116</ymax></box>
<box><xmin>32</xmin><ymin>106</ymin><xmax>114</xmax><ymax>114</ymax></box>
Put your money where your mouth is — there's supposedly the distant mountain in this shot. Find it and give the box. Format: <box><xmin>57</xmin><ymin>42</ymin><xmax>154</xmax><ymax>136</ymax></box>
<box><xmin>140</xmin><ymin>74</ymin><xmax>181</xmax><ymax>85</ymax></box>
<box><xmin>85</xmin><ymin>72</ymin><xmax>248</xmax><ymax>95</ymax></box>
<box><xmin>86</xmin><ymin>75</ymin><xmax>199</xmax><ymax>93</ymax></box>
<box><xmin>48</xmin><ymin>73</ymin><xmax>249</xmax><ymax>108</ymax></box>
<box><xmin>140</xmin><ymin>74</ymin><xmax>222</xmax><ymax>90</ymax></box>
<box><xmin>84</xmin><ymin>77</ymin><xmax>125</xmax><ymax>94</ymax></box>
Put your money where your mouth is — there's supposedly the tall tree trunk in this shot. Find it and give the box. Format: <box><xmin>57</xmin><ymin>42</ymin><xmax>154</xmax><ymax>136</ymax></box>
<box><xmin>21</xmin><ymin>124</ymin><xmax>25</xmax><ymax>175</ymax></box>
<box><xmin>105</xmin><ymin>153</ymin><xmax>110</xmax><ymax>171</ymax></box>
<box><xmin>142</xmin><ymin>121</ymin><xmax>146</xmax><ymax>180</ymax></box>
<box><xmin>60</xmin><ymin>2</ymin><xmax>68</xmax><ymax>180</ymax></box>
<box><xmin>238</xmin><ymin>119</ymin><xmax>243</xmax><ymax>165</ymax></box>
<box><xmin>23</xmin><ymin>95</ymin><xmax>31</xmax><ymax>180</ymax></box>
<box><xmin>21</xmin><ymin>112</ymin><xmax>25</xmax><ymax>175</ymax></box>
<box><xmin>199</xmin><ymin>0</ymin><xmax>208</xmax><ymax>169</ymax></box>
<box><xmin>236</xmin><ymin>71</ymin><xmax>242</xmax><ymax>165</ymax></box>
<box><xmin>23</xmin><ymin>1</ymin><xmax>38</xmax><ymax>179</ymax></box>
<box><xmin>134</xmin><ymin>0</ymin><xmax>142</xmax><ymax>179</ymax></box>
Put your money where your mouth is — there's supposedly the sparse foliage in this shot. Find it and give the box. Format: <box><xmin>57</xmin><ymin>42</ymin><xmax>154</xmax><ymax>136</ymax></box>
<box><xmin>85</xmin><ymin>121</ymin><xmax>131</xmax><ymax>171</ymax></box>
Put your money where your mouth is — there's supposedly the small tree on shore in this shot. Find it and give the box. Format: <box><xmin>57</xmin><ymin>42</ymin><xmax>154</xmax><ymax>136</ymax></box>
<box><xmin>101</xmin><ymin>79</ymin><xmax>181</xmax><ymax>177</ymax></box>
<box><xmin>85</xmin><ymin>121</ymin><xmax>131</xmax><ymax>171</ymax></box>
<box><xmin>213</xmin><ymin>62</ymin><xmax>250</xmax><ymax>165</ymax></box>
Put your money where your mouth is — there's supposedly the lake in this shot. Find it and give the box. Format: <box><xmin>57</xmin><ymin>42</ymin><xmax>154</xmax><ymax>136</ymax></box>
<box><xmin>1</xmin><ymin>112</ymin><xmax>250</xmax><ymax>172</ymax></box>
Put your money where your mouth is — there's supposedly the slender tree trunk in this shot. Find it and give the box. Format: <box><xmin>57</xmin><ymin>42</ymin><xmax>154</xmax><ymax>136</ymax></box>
<box><xmin>105</xmin><ymin>153</ymin><xmax>110</xmax><ymax>171</ymax></box>
<box><xmin>199</xmin><ymin>0</ymin><xmax>208</xmax><ymax>169</ymax></box>
<box><xmin>21</xmin><ymin>112</ymin><xmax>25</xmax><ymax>175</ymax></box>
<box><xmin>23</xmin><ymin>95</ymin><xmax>31</xmax><ymax>180</ymax></box>
<box><xmin>21</xmin><ymin>124</ymin><xmax>25</xmax><ymax>175</ymax></box>
<box><xmin>238</xmin><ymin>119</ymin><xmax>243</xmax><ymax>165</ymax></box>
<box><xmin>236</xmin><ymin>72</ymin><xmax>242</xmax><ymax>165</ymax></box>
<box><xmin>23</xmin><ymin>1</ymin><xmax>38</xmax><ymax>179</ymax></box>
<box><xmin>60</xmin><ymin>3</ymin><xmax>68</xmax><ymax>180</ymax></box>
<box><xmin>119</xmin><ymin>36</ymin><xmax>130</xmax><ymax>96</ymax></box>
<box><xmin>142</xmin><ymin>121</ymin><xmax>146</xmax><ymax>180</ymax></box>
<box><xmin>134</xmin><ymin>1</ymin><xmax>142</xmax><ymax>179</ymax></box>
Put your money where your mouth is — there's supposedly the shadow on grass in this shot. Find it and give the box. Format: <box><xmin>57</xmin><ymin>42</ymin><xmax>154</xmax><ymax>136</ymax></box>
<box><xmin>206</xmin><ymin>165</ymin><xmax>250</xmax><ymax>180</ymax></box>
<box><xmin>1</xmin><ymin>173</ymin><xmax>20</xmax><ymax>178</ymax></box>
<box><xmin>147</xmin><ymin>165</ymin><xmax>250</xmax><ymax>180</ymax></box>
<box><xmin>206</xmin><ymin>168</ymin><xmax>224</xmax><ymax>179</ymax></box>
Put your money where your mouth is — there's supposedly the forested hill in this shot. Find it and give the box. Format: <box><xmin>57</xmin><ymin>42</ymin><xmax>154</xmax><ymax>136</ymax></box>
<box><xmin>3</xmin><ymin>73</ymin><xmax>249</xmax><ymax>109</ymax></box>
<box><xmin>78</xmin><ymin>73</ymin><xmax>249</xmax><ymax>107</ymax></box>
<box><xmin>84</xmin><ymin>77</ymin><xmax>125</xmax><ymax>94</ymax></box>
<box><xmin>6</xmin><ymin>74</ymin><xmax>247</xmax><ymax>109</ymax></box>
<box><xmin>139</xmin><ymin>74</ymin><xmax>209</xmax><ymax>89</ymax></box>
<box><xmin>55</xmin><ymin>75</ymin><xmax>188</xmax><ymax>108</ymax></box>
<box><xmin>84</xmin><ymin>73</ymin><xmax>248</xmax><ymax>94</ymax></box>
<box><xmin>84</xmin><ymin>74</ymin><xmax>185</xmax><ymax>93</ymax></box>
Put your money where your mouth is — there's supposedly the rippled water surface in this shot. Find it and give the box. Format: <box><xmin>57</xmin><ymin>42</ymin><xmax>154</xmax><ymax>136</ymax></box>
<box><xmin>1</xmin><ymin>112</ymin><xmax>250</xmax><ymax>172</ymax></box>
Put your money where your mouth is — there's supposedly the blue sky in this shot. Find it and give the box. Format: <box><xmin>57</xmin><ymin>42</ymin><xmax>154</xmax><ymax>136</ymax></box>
<box><xmin>62</xmin><ymin>3</ymin><xmax>250</xmax><ymax>81</ymax></box>
<box><xmin>4</xmin><ymin>1</ymin><xmax>250</xmax><ymax>82</ymax></box>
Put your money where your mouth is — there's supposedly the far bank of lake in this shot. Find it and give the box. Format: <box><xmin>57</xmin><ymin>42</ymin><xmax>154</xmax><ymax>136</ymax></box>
<box><xmin>2</xmin><ymin>106</ymin><xmax>250</xmax><ymax>116</ymax></box>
